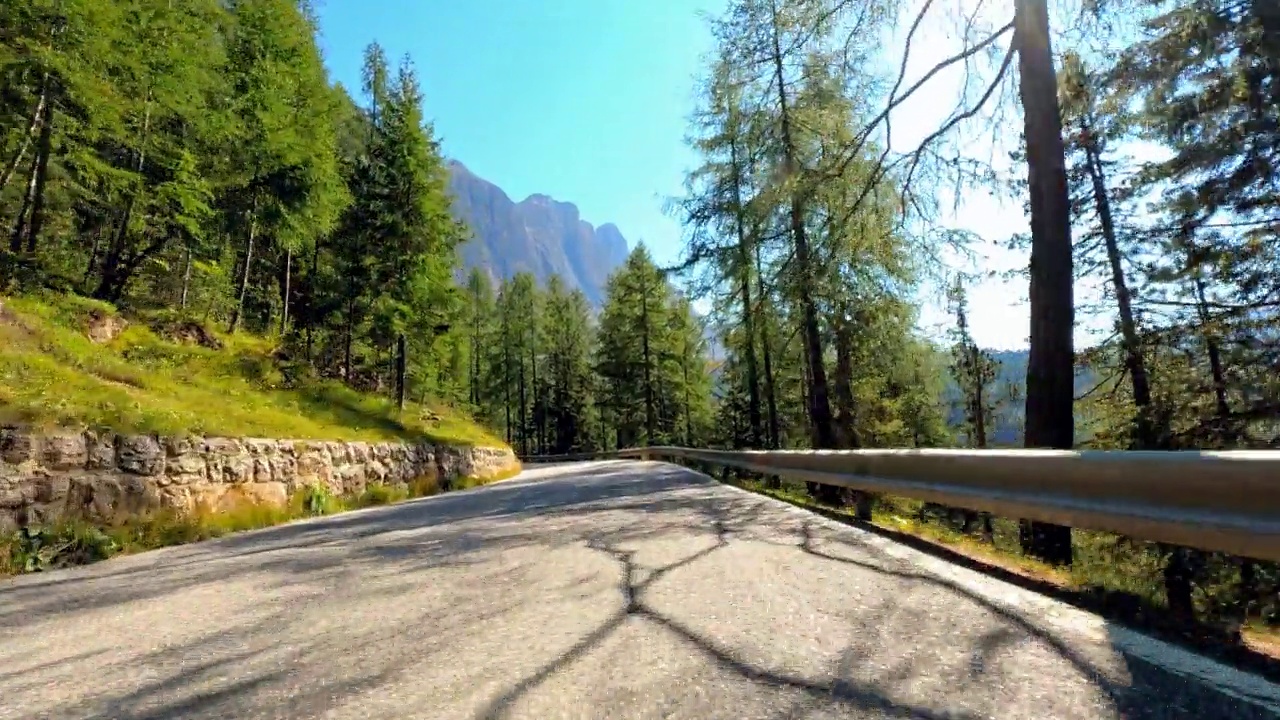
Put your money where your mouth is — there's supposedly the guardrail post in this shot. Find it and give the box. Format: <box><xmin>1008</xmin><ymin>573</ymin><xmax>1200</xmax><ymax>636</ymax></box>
<box><xmin>853</xmin><ymin>491</ymin><xmax>873</xmax><ymax>521</ymax></box>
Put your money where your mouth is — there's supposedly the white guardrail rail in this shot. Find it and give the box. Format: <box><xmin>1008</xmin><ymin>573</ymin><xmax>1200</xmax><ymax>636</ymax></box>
<box><xmin>522</xmin><ymin>446</ymin><xmax>1280</xmax><ymax>562</ymax></box>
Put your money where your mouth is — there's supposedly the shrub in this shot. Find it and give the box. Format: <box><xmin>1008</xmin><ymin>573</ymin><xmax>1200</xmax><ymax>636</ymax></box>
<box><xmin>297</xmin><ymin>483</ymin><xmax>343</xmax><ymax>516</ymax></box>
<box><xmin>357</xmin><ymin>483</ymin><xmax>408</xmax><ymax>507</ymax></box>
<box><xmin>3</xmin><ymin>523</ymin><xmax>120</xmax><ymax>573</ymax></box>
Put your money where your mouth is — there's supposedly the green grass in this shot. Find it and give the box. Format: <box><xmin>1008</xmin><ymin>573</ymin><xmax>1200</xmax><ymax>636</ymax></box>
<box><xmin>734</xmin><ymin>476</ymin><xmax>1176</xmax><ymax>606</ymax></box>
<box><xmin>0</xmin><ymin>464</ymin><xmax>524</xmax><ymax>577</ymax></box>
<box><xmin>0</xmin><ymin>291</ymin><xmax>503</xmax><ymax>446</ymax></box>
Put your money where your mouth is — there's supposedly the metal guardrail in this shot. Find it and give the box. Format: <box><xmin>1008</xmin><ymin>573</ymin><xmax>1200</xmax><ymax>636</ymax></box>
<box><xmin>522</xmin><ymin>446</ymin><xmax>1280</xmax><ymax>562</ymax></box>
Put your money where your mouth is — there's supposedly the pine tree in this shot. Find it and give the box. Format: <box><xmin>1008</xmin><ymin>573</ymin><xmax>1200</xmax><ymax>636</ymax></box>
<box><xmin>595</xmin><ymin>246</ymin><xmax>715</xmax><ymax>448</ymax></box>
<box><xmin>1015</xmin><ymin>0</ymin><xmax>1077</xmax><ymax>566</ymax></box>
<box><xmin>463</xmin><ymin>268</ymin><xmax>495</xmax><ymax>411</ymax></box>
<box><xmin>82</xmin><ymin>0</ymin><xmax>227</xmax><ymax>304</ymax></box>
<box><xmin>542</xmin><ymin>276</ymin><xmax>597</xmax><ymax>453</ymax></box>
<box><xmin>221</xmin><ymin>0</ymin><xmax>346</xmax><ymax>335</ymax></box>
<box><xmin>0</xmin><ymin>2</ymin><xmax>479</xmax><ymax>436</ymax></box>
<box><xmin>672</xmin><ymin>48</ymin><xmax>767</xmax><ymax>448</ymax></box>
<box><xmin>948</xmin><ymin>277</ymin><xmax>1001</xmax><ymax>450</ymax></box>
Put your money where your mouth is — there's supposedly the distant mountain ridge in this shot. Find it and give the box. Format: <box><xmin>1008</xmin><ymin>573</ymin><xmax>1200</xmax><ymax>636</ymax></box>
<box><xmin>447</xmin><ymin>160</ymin><xmax>629</xmax><ymax>307</ymax></box>
<box><xmin>942</xmin><ymin>349</ymin><xmax>1101</xmax><ymax>446</ymax></box>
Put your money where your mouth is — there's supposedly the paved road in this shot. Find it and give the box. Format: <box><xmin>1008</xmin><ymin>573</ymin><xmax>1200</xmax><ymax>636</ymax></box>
<box><xmin>3</xmin><ymin>460</ymin><xmax>1280</xmax><ymax>719</ymax></box>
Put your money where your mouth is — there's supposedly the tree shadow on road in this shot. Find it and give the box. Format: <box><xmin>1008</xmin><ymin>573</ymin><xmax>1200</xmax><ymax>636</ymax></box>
<box><xmin>750</xmin><ymin>486</ymin><xmax>1280</xmax><ymax>689</ymax></box>
<box><xmin>495</xmin><ymin>535</ymin><xmax>977</xmax><ymax>720</ymax></box>
<box><xmin>4</xmin><ymin>567</ymin><xmax>541</xmax><ymax>719</ymax></box>
<box><xmin>473</xmin><ymin>498</ymin><xmax>976</xmax><ymax>720</ymax></box>
<box><xmin>790</xmin><ymin>523</ymin><xmax>1277</xmax><ymax>720</ymax></box>
<box><xmin>0</xmin><ymin>462</ymin><xmax>696</xmax><ymax>624</ymax></box>
<box><xmin>466</xmin><ymin>472</ymin><xmax>1278</xmax><ymax>719</ymax></box>
<box><xmin>3</xmin><ymin>460</ymin><xmax>1278</xmax><ymax>719</ymax></box>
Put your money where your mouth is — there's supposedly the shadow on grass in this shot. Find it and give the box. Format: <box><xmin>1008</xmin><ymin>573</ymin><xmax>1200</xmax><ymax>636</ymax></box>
<box><xmin>292</xmin><ymin>384</ymin><xmax>416</xmax><ymax>441</ymax></box>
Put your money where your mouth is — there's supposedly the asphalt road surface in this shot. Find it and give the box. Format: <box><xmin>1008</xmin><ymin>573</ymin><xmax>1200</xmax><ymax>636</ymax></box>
<box><xmin>3</xmin><ymin>460</ymin><xmax>1280</xmax><ymax>720</ymax></box>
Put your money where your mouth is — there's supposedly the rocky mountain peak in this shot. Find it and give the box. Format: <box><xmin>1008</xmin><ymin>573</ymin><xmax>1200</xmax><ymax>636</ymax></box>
<box><xmin>447</xmin><ymin>162</ymin><xmax>629</xmax><ymax>307</ymax></box>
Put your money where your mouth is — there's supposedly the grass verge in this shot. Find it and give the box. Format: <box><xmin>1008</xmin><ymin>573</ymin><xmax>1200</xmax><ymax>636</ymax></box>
<box><xmin>0</xmin><ymin>291</ymin><xmax>502</xmax><ymax>446</ymax></box>
<box><xmin>0</xmin><ymin>463</ymin><xmax>523</xmax><ymax>577</ymax></box>
<box><xmin>711</xmin><ymin>470</ymin><xmax>1280</xmax><ymax>681</ymax></box>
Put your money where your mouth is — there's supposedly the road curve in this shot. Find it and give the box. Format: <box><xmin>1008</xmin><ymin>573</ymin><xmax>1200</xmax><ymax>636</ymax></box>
<box><xmin>2</xmin><ymin>460</ymin><xmax>1278</xmax><ymax>719</ymax></box>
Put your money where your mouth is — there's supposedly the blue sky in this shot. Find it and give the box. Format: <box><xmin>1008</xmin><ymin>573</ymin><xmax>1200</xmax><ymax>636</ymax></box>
<box><xmin>313</xmin><ymin>0</ymin><xmax>1099</xmax><ymax>351</ymax></box>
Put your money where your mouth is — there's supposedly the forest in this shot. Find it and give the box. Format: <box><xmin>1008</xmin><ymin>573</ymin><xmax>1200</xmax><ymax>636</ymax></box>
<box><xmin>655</xmin><ymin>0</ymin><xmax>1279</xmax><ymax>641</ymax></box>
<box><xmin>1</xmin><ymin>0</ymin><xmax>1278</xmax><ymax>643</ymax></box>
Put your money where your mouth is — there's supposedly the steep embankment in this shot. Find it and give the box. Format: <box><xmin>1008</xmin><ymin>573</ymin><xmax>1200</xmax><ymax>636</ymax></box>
<box><xmin>0</xmin><ymin>292</ymin><xmax>518</xmax><ymax>574</ymax></box>
<box><xmin>0</xmin><ymin>292</ymin><xmax>501</xmax><ymax>446</ymax></box>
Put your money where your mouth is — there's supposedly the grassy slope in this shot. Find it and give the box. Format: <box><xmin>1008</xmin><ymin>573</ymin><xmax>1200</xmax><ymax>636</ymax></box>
<box><xmin>0</xmin><ymin>292</ymin><xmax>504</xmax><ymax>447</ymax></box>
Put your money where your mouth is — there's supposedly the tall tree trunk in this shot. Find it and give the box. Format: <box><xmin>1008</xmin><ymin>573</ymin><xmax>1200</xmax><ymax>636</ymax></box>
<box><xmin>1153</xmin><ymin>266</ymin><xmax>1230</xmax><ymax>620</ymax></box>
<box><xmin>801</xmin><ymin>347</ymin><xmax>813</xmax><ymax>445</ymax></box>
<box><xmin>180</xmin><ymin>245</ymin><xmax>192</xmax><ymax>310</ymax></box>
<box><xmin>641</xmin><ymin>273</ymin><xmax>656</xmax><ymax>445</ymax></box>
<box><xmin>832</xmin><ymin>316</ymin><xmax>872</xmax><ymax>516</ymax></box>
<box><xmin>22</xmin><ymin>97</ymin><xmax>55</xmax><ymax>255</ymax></box>
<box><xmin>264</xmin><ymin>273</ymin><xmax>275</xmax><ymax>333</ymax></box>
<box><xmin>768</xmin><ymin>0</ymin><xmax>837</xmax><ymax>451</ymax></box>
<box><xmin>92</xmin><ymin>237</ymin><xmax>125</xmax><ymax>300</ymax></box>
<box><xmin>343</xmin><ymin>295</ymin><xmax>355</xmax><ymax>382</ymax></box>
<box><xmin>0</xmin><ymin>77</ymin><xmax>48</xmax><ymax>195</ymax></box>
<box><xmin>518</xmin><ymin>329</ymin><xmax>528</xmax><ymax>457</ymax></box>
<box><xmin>228</xmin><ymin>206</ymin><xmax>257</xmax><ymax>334</ymax></box>
<box><xmin>9</xmin><ymin>157</ymin><xmax>38</xmax><ymax>253</ymax></box>
<box><xmin>305</xmin><ymin>240</ymin><xmax>320</xmax><ymax>363</ymax></box>
<box><xmin>503</xmin><ymin>316</ymin><xmax>513</xmax><ymax>446</ymax></box>
<box><xmin>832</xmin><ymin>318</ymin><xmax>857</xmax><ymax>446</ymax></box>
<box><xmin>84</xmin><ymin>228</ymin><xmax>103</xmax><ymax>286</ymax></box>
<box><xmin>1193</xmin><ymin>275</ymin><xmax>1231</xmax><ymax>420</ymax></box>
<box><xmin>964</xmin><ymin>340</ymin><xmax>989</xmax><ymax>537</ymax></box>
<box><xmin>971</xmin><ymin>343</ymin><xmax>988</xmax><ymax>448</ymax></box>
<box><xmin>683</xmin><ymin>349</ymin><xmax>693</xmax><ymax>445</ymax></box>
<box><xmin>1240</xmin><ymin>557</ymin><xmax>1259</xmax><ymax>622</ymax></box>
<box><xmin>280</xmin><ymin>247</ymin><xmax>292</xmax><ymax>335</ymax></box>
<box><xmin>802</xmin><ymin>320</ymin><xmax>817</xmax><ymax>494</ymax></box>
<box><xmin>396</xmin><ymin>333</ymin><xmax>407</xmax><ymax>411</ymax></box>
<box><xmin>471</xmin><ymin>285</ymin><xmax>482</xmax><ymax>406</ymax></box>
<box><xmin>755</xmin><ymin>240</ymin><xmax>781</xmax><ymax>452</ymax></box>
<box><xmin>469</xmin><ymin>328</ymin><xmax>478</xmax><ymax>406</ymax></box>
<box><xmin>1164</xmin><ymin>546</ymin><xmax>1197</xmax><ymax>622</ymax></box>
<box><xmin>599</xmin><ymin>399</ymin><xmax>608</xmax><ymax>451</ymax></box>
<box><xmin>1083</xmin><ymin>131</ymin><xmax>1155</xmax><ymax>448</ymax></box>
<box><xmin>730</xmin><ymin>138</ymin><xmax>763</xmax><ymax>447</ymax></box>
<box><xmin>531</xmin><ymin>340</ymin><xmax>542</xmax><ymax>456</ymax></box>
<box><xmin>96</xmin><ymin>94</ymin><xmax>152</xmax><ymax>300</ymax></box>
<box><xmin>1016</xmin><ymin>0</ymin><xmax>1075</xmax><ymax>566</ymax></box>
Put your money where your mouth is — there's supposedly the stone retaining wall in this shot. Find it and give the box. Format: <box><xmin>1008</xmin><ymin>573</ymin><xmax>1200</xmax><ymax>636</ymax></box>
<box><xmin>0</xmin><ymin>428</ymin><xmax>519</xmax><ymax>531</ymax></box>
